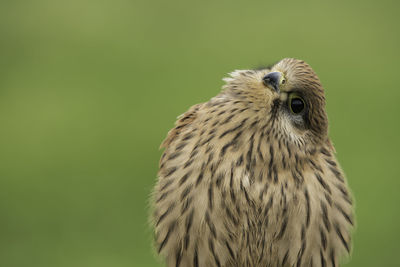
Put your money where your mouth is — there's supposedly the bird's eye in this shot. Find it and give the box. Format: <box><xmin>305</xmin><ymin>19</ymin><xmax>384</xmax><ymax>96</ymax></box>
<box><xmin>289</xmin><ymin>94</ymin><xmax>305</xmax><ymax>114</ymax></box>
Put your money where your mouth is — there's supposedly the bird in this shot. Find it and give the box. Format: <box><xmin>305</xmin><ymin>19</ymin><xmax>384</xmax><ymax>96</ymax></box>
<box><xmin>151</xmin><ymin>58</ymin><xmax>354</xmax><ymax>267</ymax></box>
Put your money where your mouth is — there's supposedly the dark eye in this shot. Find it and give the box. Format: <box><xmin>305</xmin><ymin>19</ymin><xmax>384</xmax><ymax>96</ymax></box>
<box><xmin>289</xmin><ymin>95</ymin><xmax>305</xmax><ymax>114</ymax></box>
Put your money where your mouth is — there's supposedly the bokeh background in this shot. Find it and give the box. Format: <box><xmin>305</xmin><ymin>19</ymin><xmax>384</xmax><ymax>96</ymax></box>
<box><xmin>0</xmin><ymin>0</ymin><xmax>399</xmax><ymax>266</ymax></box>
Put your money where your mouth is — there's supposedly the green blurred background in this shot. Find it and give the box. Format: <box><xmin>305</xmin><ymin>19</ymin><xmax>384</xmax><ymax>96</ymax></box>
<box><xmin>0</xmin><ymin>0</ymin><xmax>399</xmax><ymax>266</ymax></box>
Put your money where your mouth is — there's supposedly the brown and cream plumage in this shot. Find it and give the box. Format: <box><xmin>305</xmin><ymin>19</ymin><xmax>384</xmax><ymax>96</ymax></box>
<box><xmin>151</xmin><ymin>58</ymin><xmax>354</xmax><ymax>267</ymax></box>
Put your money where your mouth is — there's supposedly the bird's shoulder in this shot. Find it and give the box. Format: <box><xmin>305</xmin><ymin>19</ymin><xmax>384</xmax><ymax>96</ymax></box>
<box><xmin>160</xmin><ymin>102</ymin><xmax>204</xmax><ymax>149</ymax></box>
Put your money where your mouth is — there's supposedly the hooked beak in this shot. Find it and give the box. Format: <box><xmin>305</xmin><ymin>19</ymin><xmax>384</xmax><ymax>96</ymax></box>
<box><xmin>262</xmin><ymin>72</ymin><xmax>284</xmax><ymax>93</ymax></box>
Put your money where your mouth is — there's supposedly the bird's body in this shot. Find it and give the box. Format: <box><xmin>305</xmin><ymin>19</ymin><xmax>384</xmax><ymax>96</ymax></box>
<box><xmin>152</xmin><ymin>58</ymin><xmax>354</xmax><ymax>267</ymax></box>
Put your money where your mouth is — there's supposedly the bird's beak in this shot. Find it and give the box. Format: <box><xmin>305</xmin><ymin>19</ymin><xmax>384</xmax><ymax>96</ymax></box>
<box><xmin>262</xmin><ymin>72</ymin><xmax>284</xmax><ymax>93</ymax></box>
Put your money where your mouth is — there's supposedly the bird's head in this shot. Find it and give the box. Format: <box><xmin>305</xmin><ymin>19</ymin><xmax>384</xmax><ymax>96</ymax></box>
<box><xmin>222</xmin><ymin>58</ymin><xmax>329</xmax><ymax>148</ymax></box>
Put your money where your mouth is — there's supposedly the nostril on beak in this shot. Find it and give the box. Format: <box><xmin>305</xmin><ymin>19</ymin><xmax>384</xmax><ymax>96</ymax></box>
<box><xmin>262</xmin><ymin>72</ymin><xmax>282</xmax><ymax>93</ymax></box>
